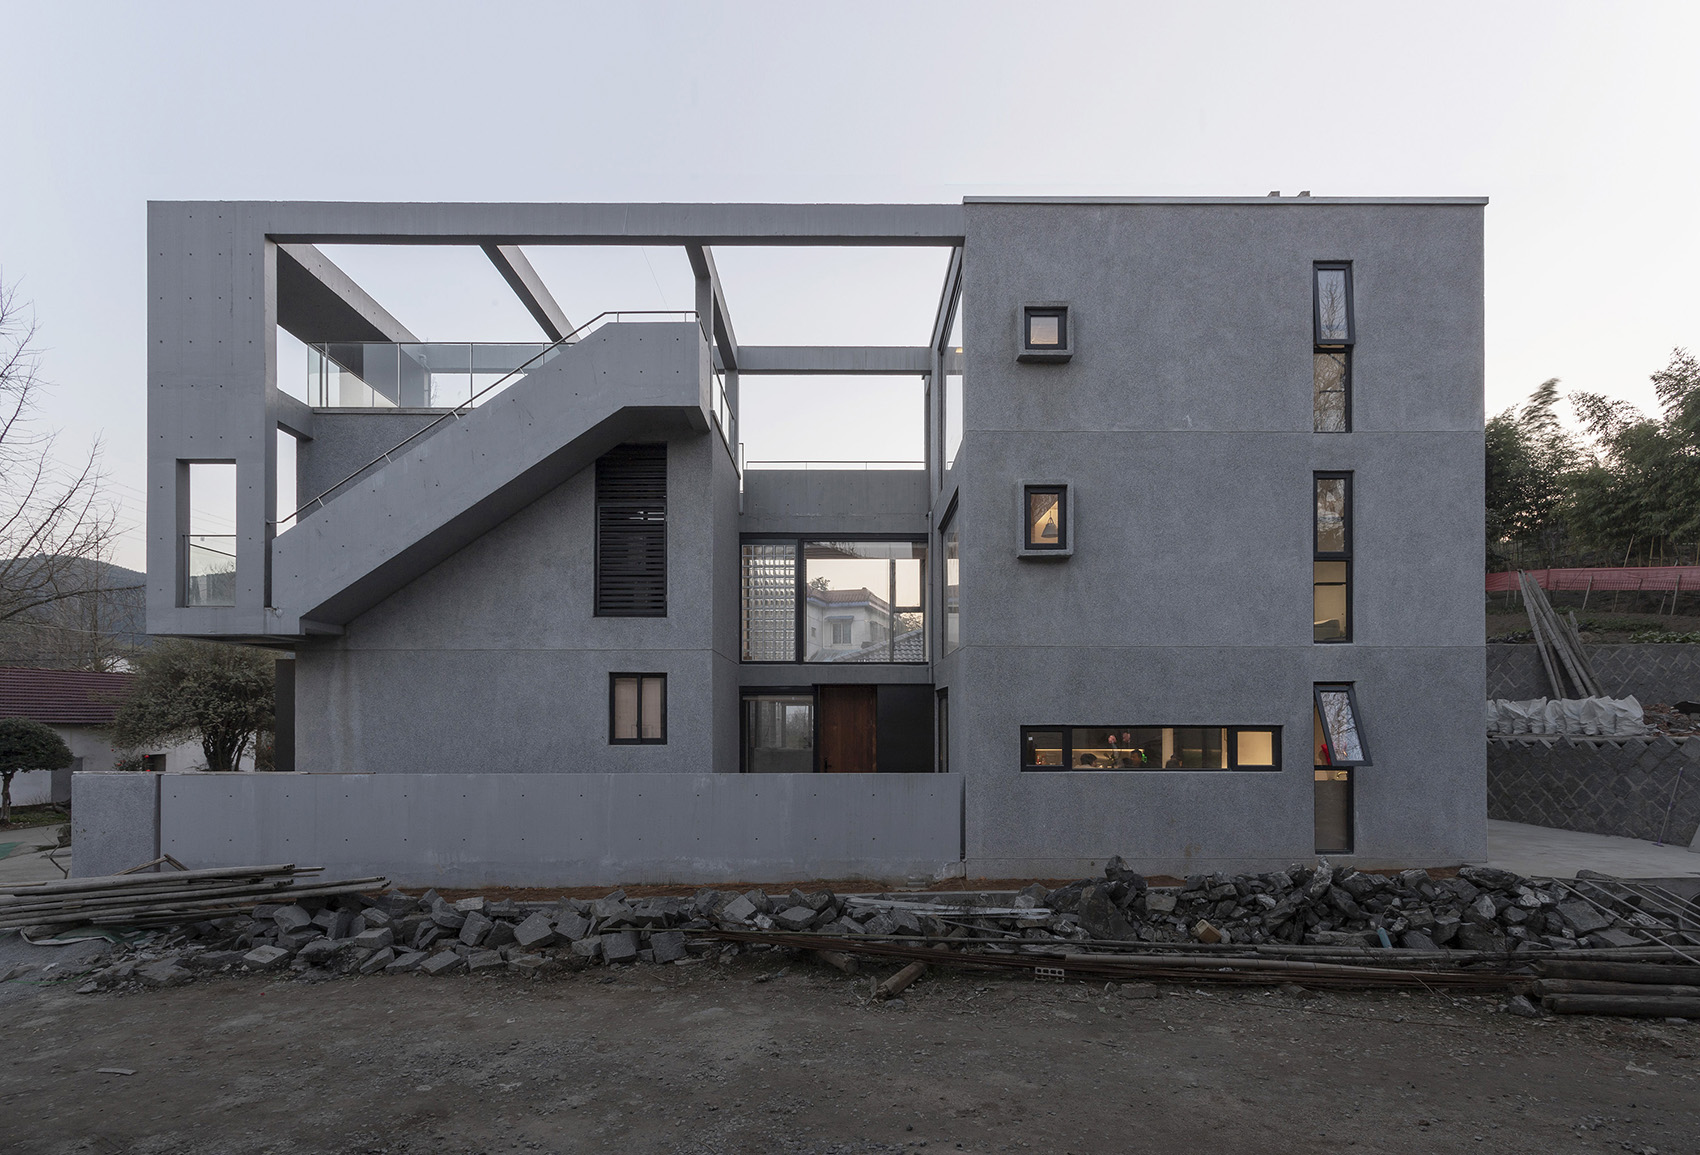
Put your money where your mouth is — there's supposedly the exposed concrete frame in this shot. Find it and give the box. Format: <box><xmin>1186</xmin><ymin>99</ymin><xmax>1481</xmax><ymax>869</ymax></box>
<box><xmin>736</xmin><ymin>347</ymin><xmax>932</xmax><ymax>375</ymax></box>
<box><xmin>481</xmin><ymin>244</ymin><xmax>573</xmax><ymax>341</ymax></box>
<box><xmin>275</xmin><ymin>243</ymin><xmax>418</xmax><ymax>344</ymax></box>
<box><xmin>930</xmin><ymin>248</ymin><xmax>964</xmax><ymax>353</ymax></box>
<box><xmin>244</xmin><ymin>202</ymin><xmax>966</xmax><ymax>246</ymax></box>
<box><xmin>685</xmin><ymin>245</ymin><xmax>738</xmax><ymax>371</ymax></box>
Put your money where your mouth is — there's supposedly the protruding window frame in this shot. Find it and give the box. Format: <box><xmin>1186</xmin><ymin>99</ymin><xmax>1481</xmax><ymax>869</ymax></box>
<box><xmin>1017</xmin><ymin>302</ymin><xmax>1073</xmax><ymax>363</ymax></box>
<box><xmin>1019</xmin><ymin>481</ymin><xmax>1072</xmax><ymax>557</ymax></box>
<box><xmin>1313</xmin><ymin>682</ymin><xmax>1370</xmax><ymax>766</ymax></box>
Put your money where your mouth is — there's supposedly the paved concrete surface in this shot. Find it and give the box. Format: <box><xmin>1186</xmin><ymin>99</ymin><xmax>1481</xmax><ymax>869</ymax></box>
<box><xmin>1</xmin><ymin>956</ymin><xmax>1695</xmax><ymax>1154</ymax></box>
<box><xmin>1482</xmin><ymin>818</ymin><xmax>1700</xmax><ymax>880</ymax></box>
<box><xmin>0</xmin><ymin>825</ymin><xmax>69</xmax><ymax>887</ymax></box>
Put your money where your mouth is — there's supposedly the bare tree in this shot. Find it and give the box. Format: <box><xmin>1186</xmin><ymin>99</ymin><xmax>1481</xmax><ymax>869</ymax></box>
<box><xmin>0</xmin><ymin>277</ymin><xmax>120</xmax><ymax>650</ymax></box>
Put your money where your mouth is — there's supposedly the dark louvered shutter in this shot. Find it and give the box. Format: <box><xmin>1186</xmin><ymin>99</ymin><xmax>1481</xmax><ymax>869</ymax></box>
<box><xmin>595</xmin><ymin>444</ymin><xmax>667</xmax><ymax>616</ymax></box>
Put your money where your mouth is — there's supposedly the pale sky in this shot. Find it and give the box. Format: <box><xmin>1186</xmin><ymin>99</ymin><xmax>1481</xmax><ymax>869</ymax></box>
<box><xmin>2</xmin><ymin>1</ymin><xmax>1697</xmax><ymax>570</ymax></box>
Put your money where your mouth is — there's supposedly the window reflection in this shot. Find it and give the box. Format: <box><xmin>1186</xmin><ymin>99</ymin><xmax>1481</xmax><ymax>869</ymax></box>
<box><xmin>1021</xmin><ymin>726</ymin><xmax>1278</xmax><ymax>771</ymax></box>
<box><xmin>743</xmin><ymin>694</ymin><xmax>814</xmax><ymax>773</ymax></box>
<box><xmin>803</xmin><ymin>541</ymin><xmax>926</xmax><ymax>663</ymax></box>
<box><xmin>1314</xmin><ymin>352</ymin><xmax>1348</xmax><ymax>433</ymax></box>
<box><xmin>1025</xmin><ymin>488</ymin><xmax>1064</xmax><ymax>550</ymax></box>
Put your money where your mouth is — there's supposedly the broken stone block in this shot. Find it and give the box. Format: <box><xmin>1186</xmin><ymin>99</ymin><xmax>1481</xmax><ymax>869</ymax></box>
<box><xmin>1078</xmin><ymin>886</ymin><xmax>1136</xmax><ymax>940</ymax></box>
<box><xmin>1504</xmin><ymin>994</ymin><xmax>1543</xmax><ymax>1018</ymax></box>
<box><xmin>602</xmin><ymin>930</ymin><xmax>641</xmax><ymax>964</ymax></box>
<box><xmin>359</xmin><ymin>908</ymin><xmax>395</xmax><ymax>932</ymax></box>
<box><xmin>1430</xmin><ymin>916</ymin><xmax>1461</xmax><ymax>944</ymax></box>
<box><xmin>385</xmin><ymin>950</ymin><xmax>426</xmax><ymax>974</ymax></box>
<box><xmin>1555</xmin><ymin>901</ymin><xmax>1614</xmax><ymax>935</ymax></box>
<box><xmin>862</xmin><ymin>912</ymin><xmax>898</xmax><ymax>936</ymax></box>
<box><xmin>187</xmin><ymin>950</ymin><xmax>248</xmax><ymax>971</ymax></box>
<box><xmin>772</xmin><ymin>906</ymin><xmax>816</xmax><ymax>932</ymax></box>
<box><xmin>1144</xmin><ymin>891</ymin><xmax>1178</xmax><ymax>914</ymax></box>
<box><xmin>242</xmin><ymin>945</ymin><xmax>292</xmax><ymax>971</ymax></box>
<box><xmin>592</xmin><ymin>897</ymin><xmax>633</xmax><ymax>923</ymax></box>
<box><xmin>1455</xmin><ymin>925</ymin><xmax>1506</xmax><ymax>953</ymax></box>
<box><xmin>1400</xmin><ymin>930</ymin><xmax>1440</xmax><ymax>951</ymax></box>
<box><xmin>1459</xmin><ymin>865</ymin><xmax>1520</xmax><ymax>890</ymax></box>
<box><xmin>513</xmin><ymin>912</ymin><xmax>557</xmax><ymax>949</ymax></box>
<box><xmin>346</xmin><ymin>927</ymin><xmax>391</xmax><ymax>952</ymax></box>
<box><xmin>1591</xmin><ymin>927</ymin><xmax>1644</xmax><ymax>948</ymax></box>
<box><xmin>487</xmin><ymin>899</ymin><xmax>521</xmax><ymax>920</ymax></box>
<box><xmin>649</xmin><ymin>930</ymin><xmax>688</xmax><ymax>964</ymax></box>
<box><xmin>570</xmin><ymin>936</ymin><xmax>604</xmax><ymax>961</ymax></box>
<box><xmin>741</xmin><ymin>889</ymin><xmax>774</xmax><ymax>915</ymax></box>
<box><xmin>1463</xmin><ymin>895</ymin><xmax>1498</xmax><ymax>925</ymax></box>
<box><xmin>139</xmin><ymin>961</ymin><xmax>192</xmax><ymax>987</ymax></box>
<box><xmin>508</xmin><ymin>953</ymin><xmax>551</xmax><ymax>975</ymax></box>
<box><xmin>297</xmin><ymin>938</ymin><xmax>343</xmax><ymax>965</ymax></box>
<box><xmin>273</xmin><ymin>905</ymin><xmax>314</xmax><ymax>933</ymax></box>
<box><xmin>359</xmin><ymin>947</ymin><xmax>395</xmax><ymax>975</ymax></box>
<box><xmin>483</xmin><ymin>921</ymin><xmax>517</xmax><ymax>949</ymax></box>
<box><xmin>555</xmin><ymin>913</ymin><xmax>592</xmax><ymax>941</ymax></box>
<box><xmin>453</xmin><ymin>896</ymin><xmax>487</xmax><ymax>914</ymax></box>
<box><xmin>421</xmin><ymin>950</ymin><xmax>465</xmax><ymax>976</ymax></box>
<box><xmin>717</xmin><ymin>895</ymin><xmax>758</xmax><ymax>924</ymax></box>
<box><xmin>458</xmin><ymin>911</ymin><xmax>494</xmax><ymax>947</ymax></box>
<box><xmin>466</xmin><ymin>950</ymin><xmax>504</xmax><ymax>972</ymax></box>
<box><xmin>430</xmin><ymin>908</ymin><xmax>467</xmax><ymax>931</ymax></box>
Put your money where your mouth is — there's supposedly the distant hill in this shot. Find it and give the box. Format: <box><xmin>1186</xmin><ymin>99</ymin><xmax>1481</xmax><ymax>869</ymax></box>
<box><xmin>0</xmin><ymin>557</ymin><xmax>148</xmax><ymax>670</ymax></box>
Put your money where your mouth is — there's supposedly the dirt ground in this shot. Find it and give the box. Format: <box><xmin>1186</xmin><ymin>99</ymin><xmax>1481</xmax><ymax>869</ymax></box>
<box><xmin>2</xmin><ymin>952</ymin><xmax>1696</xmax><ymax>1155</ymax></box>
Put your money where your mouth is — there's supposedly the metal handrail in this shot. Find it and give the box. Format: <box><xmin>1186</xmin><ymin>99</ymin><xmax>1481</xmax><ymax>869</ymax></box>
<box><xmin>277</xmin><ymin>310</ymin><xmax>701</xmax><ymax>525</ymax></box>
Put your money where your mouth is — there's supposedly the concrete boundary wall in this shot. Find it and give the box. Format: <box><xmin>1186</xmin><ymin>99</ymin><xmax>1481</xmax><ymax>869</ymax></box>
<box><xmin>1488</xmin><ymin>644</ymin><xmax>1700</xmax><ymax>705</ymax></box>
<box><xmin>73</xmin><ymin>772</ymin><xmax>964</xmax><ymax>887</ymax></box>
<box><xmin>1487</xmin><ymin>737</ymin><xmax>1700</xmax><ymax>850</ymax></box>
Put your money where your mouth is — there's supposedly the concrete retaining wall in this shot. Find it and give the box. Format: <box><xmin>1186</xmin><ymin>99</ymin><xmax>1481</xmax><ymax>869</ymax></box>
<box><xmin>1488</xmin><ymin>644</ymin><xmax>1700</xmax><ymax>704</ymax></box>
<box><xmin>71</xmin><ymin>773</ymin><xmax>161</xmax><ymax>876</ymax></box>
<box><xmin>72</xmin><ymin>771</ymin><xmax>964</xmax><ymax>887</ymax></box>
<box><xmin>1487</xmin><ymin>736</ymin><xmax>1700</xmax><ymax>850</ymax></box>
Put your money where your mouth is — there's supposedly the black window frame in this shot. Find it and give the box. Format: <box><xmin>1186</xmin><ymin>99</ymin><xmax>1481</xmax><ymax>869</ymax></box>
<box><xmin>1313</xmin><ymin>766</ymin><xmax>1355</xmax><ymax>855</ymax></box>
<box><xmin>1313</xmin><ymin>682</ymin><xmax>1370</xmax><ymax>766</ymax></box>
<box><xmin>1022</xmin><ymin>484</ymin><xmax>1069</xmax><ymax>552</ymax></box>
<box><xmin>737</xmin><ymin>534</ymin><xmax>929</xmax><ymax>665</ymax></box>
<box><xmin>1019</xmin><ymin>725</ymin><xmax>1282</xmax><ymax>772</ymax></box>
<box><xmin>1313</xmin><ymin>471</ymin><xmax>1353</xmax><ymax>644</ymax></box>
<box><xmin>608</xmin><ymin>673</ymin><xmax>667</xmax><ymax>745</ymax></box>
<box><xmin>1313</xmin><ymin>262</ymin><xmax>1354</xmax><ymax>433</ymax></box>
<box><xmin>1312</xmin><ymin>262</ymin><xmax>1355</xmax><ymax>347</ymax></box>
<box><xmin>738</xmin><ymin>685</ymin><xmax>816</xmax><ymax>773</ymax></box>
<box><xmin>935</xmin><ymin>688</ymin><xmax>949</xmax><ymax>774</ymax></box>
<box><xmin>939</xmin><ymin>499</ymin><xmax>960</xmax><ymax>656</ymax></box>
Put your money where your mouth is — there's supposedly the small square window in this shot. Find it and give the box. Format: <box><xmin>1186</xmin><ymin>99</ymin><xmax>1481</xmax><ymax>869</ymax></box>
<box><xmin>610</xmin><ymin>673</ymin><xmax>666</xmax><ymax>744</ymax></box>
<box><xmin>1018</xmin><ymin>303</ymin><xmax>1073</xmax><ymax>362</ymax></box>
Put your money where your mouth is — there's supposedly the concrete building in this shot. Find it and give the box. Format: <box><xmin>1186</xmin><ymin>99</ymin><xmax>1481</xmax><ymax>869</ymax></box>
<box><xmin>88</xmin><ymin>196</ymin><xmax>1487</xmax><ymax>884</ymax></box>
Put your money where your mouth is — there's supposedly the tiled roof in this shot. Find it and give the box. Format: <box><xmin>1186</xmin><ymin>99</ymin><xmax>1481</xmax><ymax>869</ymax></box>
<box><xmin>0</xmin><ymin>667</ymin><xmax>134</xmax><ymax>726</ymax></box>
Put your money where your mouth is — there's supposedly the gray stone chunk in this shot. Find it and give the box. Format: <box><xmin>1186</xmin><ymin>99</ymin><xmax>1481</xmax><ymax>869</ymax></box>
<box><xmin>483</xmin><ymin>921</ymin><xmax>517</xmax><ymax>949</ymax></box>
<box><xmin>139</xmin><ymin>961</ymin><xmax>192</xmax><ymax>987</ymax></box>
<box><xmin>570</xmin><ymin>936</ymin><xmax>603</xmax><ymax>961</ymax></box>
<box><xmin>1399</xmin><ymin>930</ymin><xmax>1440</xmax><ymax>951</ymax></box>
<box><xmin>718</xmin><ymin>895</ymin><xmax>758</xmax><ymax>924</ymax></box>
<box><xmin>273</xmin><ymin>904</ymin><xmax>314</xmax><ymax>932</ymax></box>
<box><xmin>359</xmin><ymin>947</ymin><xmax>396</xmax><ymax>974</ymax></box>
<box><xmin>453</xmin><ymin>896</ymin><xmax>487</xmax><ymax>914</ymax></box>
<box><xmin>1556</xmin><ymin>901</ymin><xmax>1614</xmax><ymax>935</ymax></box>
<box><xmin>359</xmin><ymin>908</ymin><xmax>395</xmax><ymax>931</ymax></box>
<box><xmin>431</xmin><ymin>908</ymin><xmax>467</xmax><ymax>930</ymax></box>
<box><xmin>1464</xmin><ymin>895</ymin><xmax>1499</xmax><ymax>925</ymax></box>
<box><xmin>601</xmin><ymin>930</ymin><xmax>641</xmax><ymax>963</ymax></box>
<box><xmin>351</xmin><ymin>927</ymin><xmax>394</xmax><ymax>951</ymax></box>
<box><xmin>242</xmin><ymin>945</ymin><xmax>292</xmax><ymax>970</ymax></box>
<box><xmin>1590</xmin><ymin>927</ymin><xmax>1644</xmax><ymax>948</ymax></box>
<box><xmin>555</xmin><ymin>912</ymin><xmax>592</xmax><ymax>941</ymax></box>
<box><xmin>508</xmin><ymin>953</ymin><xmax>551</xmax><ymax>975</ymax></box>
<box><xmin>421</xmin><ymin>950</ymin><xmax>465</xmax><ymax>976</ymax></box>
<box><xmin>458</xmin><ymin>911</ymin><xmax>494</xmax><ymax>947</ymax></box>
<box><xmin>513</xmin><ymin>912</ymin><xmax>558</xmax><ymax>949</ymax></box>
<box><xmin>649</xmin><ymin>930</ymin><xmax>688</xmax><ymax>964</ymax></box>
<box><xmin>297</xmin><ymin>937</ymin><xmax>343</xmax><ymax>965</ymax></box>
<box><xmin>592</xmin><ymin>897</ymin><xmax>633</xmax><ymax>923</ymax></box>
<box><xmin>466</xmin><ymin>950</ymin><xmax>505</xmax><ymax>971</ymax></box>
<box><xmin>385</xmin><ymin>950</ymin><xmax>426</xmax><ymax>974</ymax></box>
<box><xmin>772</xmin><ymin>906</ymin><xmax>816</xmax><ymax>931</ymax></box>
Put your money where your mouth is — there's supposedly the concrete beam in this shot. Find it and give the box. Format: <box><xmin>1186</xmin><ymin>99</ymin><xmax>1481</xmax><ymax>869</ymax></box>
<box><xmin>736</xmin><ymin>347</ymin><xmax>933</xmax><ymax>375</ymax></box>
<box><xmin>685</xmin><ymin>245</ymin><xmax>738</xmax><ymax>370</ymax></box>
<box><xmin>481</xmin><ymin>244</ymin><xmax>573</xmax><ymax>341</ymax></box>
<box><xmin>181</xmin><ymin>201</ymin><xmax>966</xmax><ymax>246</ymax></box>
<box><xmin>274</xmin><ymin>393</ymin><xmax>315</xmax><ymax>441</ymax></box>
<box><xmin>276</xmin><ymin>244</ymin><xmax>418</xmax><ymax>344</ymax></box>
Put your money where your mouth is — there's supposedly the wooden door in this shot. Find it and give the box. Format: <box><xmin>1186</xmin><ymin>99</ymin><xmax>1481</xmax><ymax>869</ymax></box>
<box><xmin>817</xmin><ymin>685</ymin><xmax>877</xmax><ymax>773</ymax></box>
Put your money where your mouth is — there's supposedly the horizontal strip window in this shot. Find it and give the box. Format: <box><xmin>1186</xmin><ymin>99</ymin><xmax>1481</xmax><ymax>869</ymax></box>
<box><xmin>1021</xmin><ymin>726</ymin><xmax>1280</xmax><ymax>772</ymax></box>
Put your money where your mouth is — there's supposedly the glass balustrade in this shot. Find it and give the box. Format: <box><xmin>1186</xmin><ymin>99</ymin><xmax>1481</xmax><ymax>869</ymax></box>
<box><xmin>307</xmin><ymin>343</ymin><xmax>564</xmax><ymax>409</ymax></box>
<box><xmin>183</xmin><ymin>535</ymin><xmax>236</xmax><ymax>606</ymax></box>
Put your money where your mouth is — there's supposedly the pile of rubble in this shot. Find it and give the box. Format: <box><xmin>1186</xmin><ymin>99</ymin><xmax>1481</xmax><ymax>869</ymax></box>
<box><xmin>59</xmin><ymin>860</ymin><xmax>1697</xmax><ymax>992</ymax></box>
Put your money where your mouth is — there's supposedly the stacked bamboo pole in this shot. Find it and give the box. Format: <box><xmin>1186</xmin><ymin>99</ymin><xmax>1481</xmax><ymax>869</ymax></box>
<box><xmin>1519</xmin><ymin>571</ymin><xmax>1606</xmax><ymax>698</ymax></box>
<box><xmin>0</xmin><ymin>864</ymin><xmax>386</xmax><ymax>931</ymax></box>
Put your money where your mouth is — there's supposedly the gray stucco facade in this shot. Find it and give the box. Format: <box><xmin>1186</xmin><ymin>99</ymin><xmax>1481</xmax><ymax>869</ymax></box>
<box><xmin>137</xmin><ymin>196</ymin><xmax>1487</xmax><ymax>883</ymax></box>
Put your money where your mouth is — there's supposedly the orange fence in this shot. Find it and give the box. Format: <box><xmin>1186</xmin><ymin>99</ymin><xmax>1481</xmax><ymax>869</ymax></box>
<box><xmin>1485</xmin><ymin>566</ymin><xmax>1700</xmax><ymax>594</ymax></box>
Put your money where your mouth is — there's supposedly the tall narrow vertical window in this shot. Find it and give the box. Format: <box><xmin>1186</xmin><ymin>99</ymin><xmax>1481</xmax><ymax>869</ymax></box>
<box><xmin>1313</xmin><ymin>262</ymin><xmax>1354</xmax><ymax>433</ymax></box>
<box><xmin>595</xmin><ymin>444</ymin><xmax>667</xmax><ymax>616</ymax></box>
<box><xmin>935</xmin><ymin>689</ymin><xmax>949</xmax><ymax>774</ymax></box>
<box><xmin>942</xmin><ymin>291</ymin><xmax>964</xmax><ymax>472</ymax></box>
<box><xmin>610</xmin><ymin>674</ymin><xmax>666</xmax><ymax>744</ymax></box>
<box><xmin>1313</xmin><ymin>683</ymin><xmax>1366</xmax><ymax>854</ymax></box>
<box><xmin>183</xmin><ymin>461</ymin><xmax>237</xmax><ymax>607</ymax></box>
<box><xmin>1313</xmin><ymin>472</ymin><xmax>1351</xmax><ymax>643</ymax></box>
<box><xmin>942</xmin><ymin>508</ymin><xmax>961</xmax><ymax>654</ymax></box>
<box><xmin>740</xmin><ymin>542</ymin><xmax>797</xmax><ymax>661</ymax></box>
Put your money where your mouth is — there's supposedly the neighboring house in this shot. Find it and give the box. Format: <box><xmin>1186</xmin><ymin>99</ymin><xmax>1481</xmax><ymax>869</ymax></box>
<box><xmin>138</xmin><ymin>196</ymin><xmax>1486</xmax><ymax>878</ymax></box>
<box><xmin>0</xmin><ymin>667</ymin><xmax>204</xmax><ymax>804</ymax></box>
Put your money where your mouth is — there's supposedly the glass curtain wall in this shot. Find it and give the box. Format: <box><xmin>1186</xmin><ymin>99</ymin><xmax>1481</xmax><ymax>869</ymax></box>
<box><xmin>804</xmin><ymin>542</ymin><xmax>926</xmax><ymax>663</ymax></box>
<box><xmin>740</xmin><ymin>543</ymin><xmax>797</xmax><ymax>661</ymax></box>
